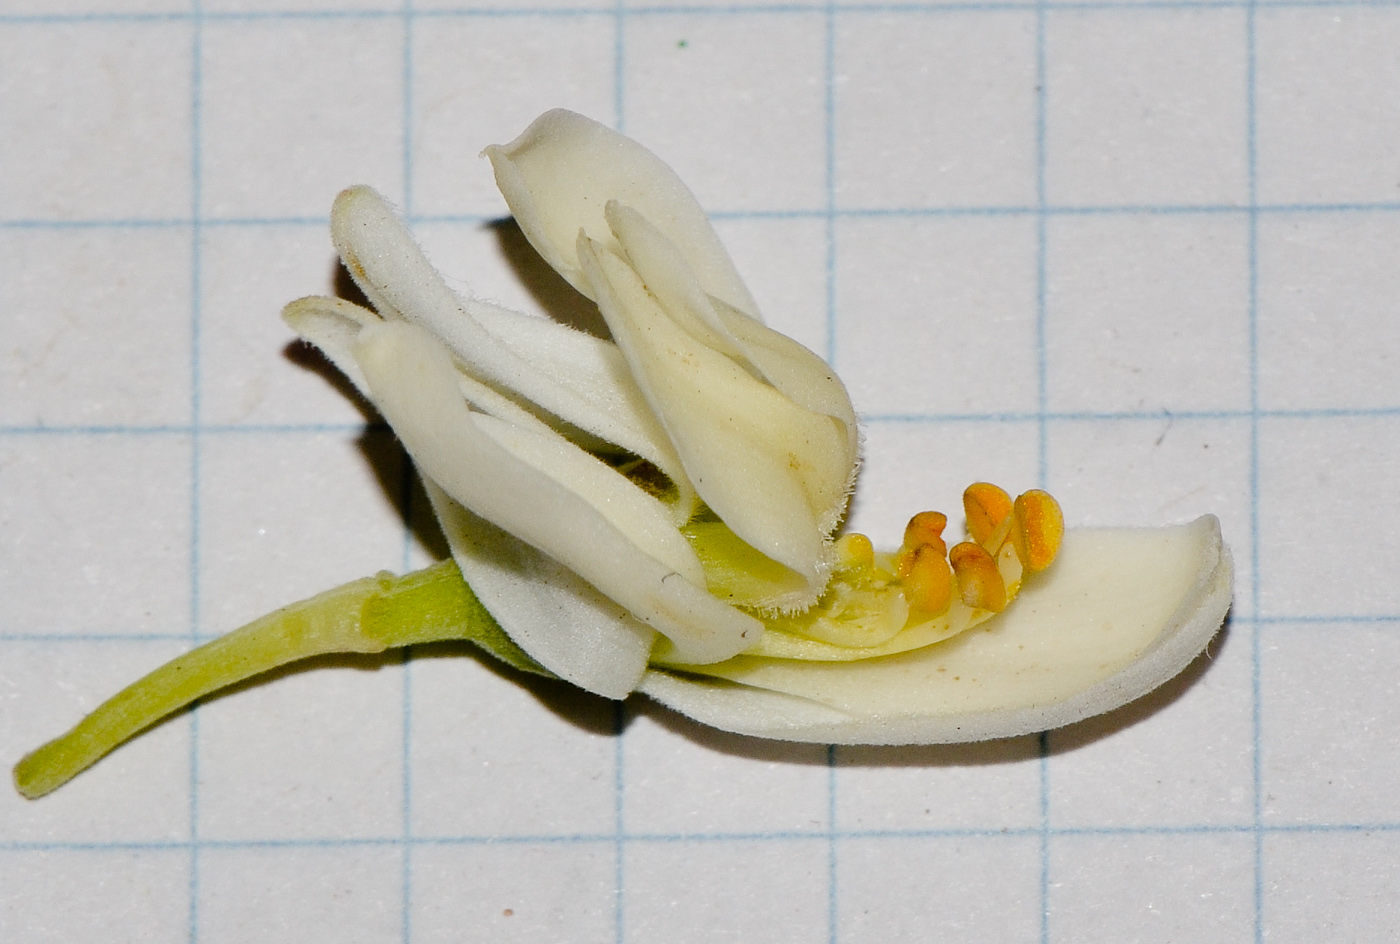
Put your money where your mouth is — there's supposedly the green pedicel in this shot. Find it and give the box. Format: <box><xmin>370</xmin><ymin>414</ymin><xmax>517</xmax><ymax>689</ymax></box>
<box><xmin>13</xmin><ymin>559</ymin><xmax>543</xmax><ymax>800</ymax></box>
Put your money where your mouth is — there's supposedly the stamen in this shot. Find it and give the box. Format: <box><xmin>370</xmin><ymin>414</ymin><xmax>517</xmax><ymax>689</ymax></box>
<box><xmin>903</xmin><ymin>511</ymin><xmax>948</xmax><ymax>552</ymax></box>
<box><xmin>1011</xmin><ymin>489</ymin><xmax>1064</xmax><ymax>573</ymax></box>
<box><xmin>963</xmin><ymin>482</ymin><xmax>1014</xmax><ymax>551</ymax></box>
<box><xmin>949</xmin><ymin>541</ymin><xmax>1008</xmax><ymax>612</ymax></box>
<box><xmin>902</xmin><ymin>544</ymin><xmax>953</xmax><ymax>615</ymax></box>
<box><xmin>835</xmin><ymin>532</ymin><xmax>875</xmax><ymax>572</ymax></box>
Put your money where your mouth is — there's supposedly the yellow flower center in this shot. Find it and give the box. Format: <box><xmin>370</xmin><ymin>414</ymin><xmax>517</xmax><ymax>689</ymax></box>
<box><xmin>658</xmin><ymin>482</ymin><xmax>1063</xmax><ymax>667</ymax></box>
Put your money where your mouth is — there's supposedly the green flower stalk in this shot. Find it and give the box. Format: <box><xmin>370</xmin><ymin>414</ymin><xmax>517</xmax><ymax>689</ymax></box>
<box><xmin>15</xmin><ymin>110</ymin><xmax>1232</xmax><ymax>800</ymax></box>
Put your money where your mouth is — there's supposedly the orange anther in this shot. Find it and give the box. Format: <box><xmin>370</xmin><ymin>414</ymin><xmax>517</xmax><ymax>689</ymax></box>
<box><xmin>902</xmin><ymin>544</ymin><xmax>953</xmax><ymax>615</ymax></box>
<box><xmin>949</xmin><ymin>541</ymin><xmax>1008</xmax><ymax>612</ymax></box>
<box><xmin>963</xmin><ymin>482</ymin><xmax>1014</xmax><ymax>550</ymax></box>
<box><xmin>1011</xmin><ymin>489</ymin><xmax>1064</xmax><ymax>573</ymax></box>
<box><xmin>903</xmin><ymin>511</ymin><xmax>948</xmax><ymax>551</ymax></box>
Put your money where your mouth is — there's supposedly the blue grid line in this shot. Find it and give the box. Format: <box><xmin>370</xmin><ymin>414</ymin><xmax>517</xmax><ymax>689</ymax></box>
<box><xmin>823</xmin><ymin>1</ymin><xmax>841</xmax><ymax>939</ymax></box>
<box><xmin>9</xmin><ymin>407</ymin><xmax>1400</xmax><ymax>441</ymax></box>
<box><xmin>1242</xmin><ymin>0</ymin><xmax>1266</xmax><ymax>940</ymax></box>
<box><xmin>13</xmin><ymin>198</ymin><xmax>1400</xmax><ymax>233</ymax></box>
<box><xmin>187</xmin><ymin>2</ymin><xmax>206</xmax><ymax>941</ymax></box>
<box><xmin>8</xmin><ymin>0</ymin><xmax>1400</xmax><ymax>25</ymax></box>
<box><xmin>9</xmin><ymin>817</ymin><xmax>1400</xmax><ymax>856</ymax></box>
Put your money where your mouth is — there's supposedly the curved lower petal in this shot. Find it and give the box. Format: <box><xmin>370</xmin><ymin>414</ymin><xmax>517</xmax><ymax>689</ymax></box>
<box><xmin>484</xmin><ymin>109</ymin><xmax>759</xmax><ymax>319</ymax></box>
<box><xmin>353</xmin><ymin>319</ymin><xmax>762</xmax><ymax>665</ymax></box>
<box><xmin>639</xmin><ymin>516</ymin><xmax>1232</xmax><ymax>743</ymax></box>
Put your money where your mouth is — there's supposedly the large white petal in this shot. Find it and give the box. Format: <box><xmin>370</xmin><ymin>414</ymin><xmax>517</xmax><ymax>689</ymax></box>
<box><xmin>604</xmin><ymin>202</ymin><xmax>859</xmax><ymax>535</ymax></box>
<box><xmin>330</xmin><ymin>185</ymin><xmax>695</xmax><ymax>518</ymax></box>
<box><xmin>639</xmin><ymin>516</ymin><xmax>1233</xmax><ymax>743</ymax></box>
<box><xmin>484</xmin><ymin>109</ymin><xmax>759</xmax><ymax>318</ymax></box>
<box><xmin>352</xmin><ymin>319</ymin><xmax>762</xmax><ymax>665</ymax></box>
<box><xmin>577</xmin><ymin>234</ymin><xmax>847</xmax><ymax>605</ymax></box>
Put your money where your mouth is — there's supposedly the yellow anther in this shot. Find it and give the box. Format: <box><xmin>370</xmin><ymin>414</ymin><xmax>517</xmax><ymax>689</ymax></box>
<box><xmin>903</xmin><ymin>511</ymin><xmax>948</xmax><ymax>551</ymax></box>
<box><xmin>1011</xmin><ymin>489</ymin><xmax>1064</xmax><ymax>573</ymax></box>
<box><xmin>835</xmin><ymin>532</ymin><xmax>875</xmax><ymax>572</ymax></box>
<box><xmin>902</xmin><ymin>544</ymin><xmax>953</xmax><ymax>615</ymax></box>
<box><xmin>963</xmin><ymin>482</ymin><xmax>1014</xmax><ymax>550</ymax></box>
<box><xmin>949</xmin><ymin>541</ymin><xmax>1008</xmax><ymax>613</ymax></box>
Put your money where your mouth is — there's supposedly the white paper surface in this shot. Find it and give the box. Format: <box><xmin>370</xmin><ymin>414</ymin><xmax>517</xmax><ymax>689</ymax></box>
<box><xmin>3</xmin><ymin>3</ymin><xmax>1399</xmax><ymax>942</ymax></box>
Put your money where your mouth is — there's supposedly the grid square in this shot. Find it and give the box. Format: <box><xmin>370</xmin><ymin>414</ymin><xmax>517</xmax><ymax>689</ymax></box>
<box><xmin>0</xmin><ymin>22</ymin><xmax>192</xmax><ymax>221</ymax></box>
<box><xmin>1255</xmin><ymin>9</ymin><xmax>1400</xmax><ymax>206</ymax></box>
<box><xmin>198</xmin><ymin>846</ymin><xmax>402</xmax><ymax>944</ymax></box>
<box><xmin>1257</xmin><ymin>415</ymin><xmax>1400</xmax><ymax>619</ymax></box>
<box><xmin>409</xmin><ymin>15</ymin><xmax>615</xmax><ymax>218</ymax></box>
<box><xmin>1043</xmin><ymin>9</ymin><xmax>1249</xmax><ymax>208</ymax></box>
<box><xmin>1049</xmin><ymin>833</ymin><xmax>1255</xmax><ymax>944</ymax></box>
<box><xmin>1256</xmin><ymin>212</ymin><xmax>1400</xmax><ymax>411</ymax></box>
<box><xmin>414</xmin><ymin>218</ymin><xmax>609</xmax><ymax>339</ymax></box>
<box><xmin>834</xmin><ymin>11</ymin><xmax>1038</xmax><ymax>210</ymax></box>
<box><xmin>411</xmin><ymin>842</ymin><xmax>616</xmax><ymax>944</ymax></box>
<box><xmin>0</xmin><ymin>226</ymin><xmax>192</xmax><ymax>427</ymax></box>
<box><xmin>0</xmin><ymin>434</ymin><xmax>192</xmax><ymax>636</ymax></box>
<box><xmin>1045</xmin><ymin>417</ymin><xmax>1253</xmax><ymax>618</ymax></box>
<box><xmin>835</xmin><ymin>738</ymin><xmax>1042</xmax><ymax>833</ymax></box>
<box><xmin>408</xmin><ymin>655</ymin><xmax>618</xmax><ymax>839</ymax></box>
<box><xmin>1260</xmin><ymin>621</ymin><xmax>1400</xmax><ymax>826</ymax></box>
<box><xmin>836</xmin><ymin>835</ymin><xmax>1041</xmax><ymax>944</ymax></box>
<box><xmin>711</xmin><ymin>217</ymin><xmax>829</xmax><ymax>359</ymax></box>
<box><xmin>851</xmin><ymin>420</ymin><xmax>1042</xmax><ymax>549</ymax></box>
<box><xmin>0</xmin><ymin>849</ymin><xmax>189</xmax><ymax>944</ymax></box>
<box><xmin>622</xmin><ymin>705</ymin><xmax>828</xmax><ymax>837</ymax></box>
<box><xmin>623</xmin><ymin>839</ymin><xmax>828</xmax><ymax>944</ymax></box>
<box><xmin>200</xmin><ymin>223</ymin><xmax>373</xmax><ymax>428</ymax></box>
<box><xmin>1</xmin><ymin>640</ymin><xmax>192</xmax><ymax>842</ymax></box>
<box><xmin>1046</xmin><ymin>622</ymin><xmax>1252</xmax><ymax>828</ymax></box>
<box><xmin>194</xmin><ymin>660</ymin><xmax>405</xmax><ymax>841</ymax></box>
<box><xmin>1045</xmin><ymin>213</ymin><xmax>1251</xmax><ymax>414</ymax></box>
<box><xmin>200</xmin><ymin>19</ymin><xmax>404</xmax><ymax>220</ymax></box>
<box><xmin>1262</xmin><ymin>831</ymin><xmax>1400</xmax><ymax>943</ymax></box>
<box><xmin>834</xmin><ymin>215</ymin><xmax>1039</xmax><ymax>418</ymax></box>
<box><xmin>623</xmin><ymin>13</ymin><xmax>827</xmax><ymax>213</ymax></box>
<box><xmin>196</xmin><ymin>431</ymin><xmax>409</xmax><ymax>634</ymax></box>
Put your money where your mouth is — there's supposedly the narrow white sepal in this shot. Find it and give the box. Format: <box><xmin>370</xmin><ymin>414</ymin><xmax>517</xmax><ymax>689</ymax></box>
<box><xmin>329</xmin><ymin>185</ymin><xmax>697</xmax><ymax>520</ymax></box>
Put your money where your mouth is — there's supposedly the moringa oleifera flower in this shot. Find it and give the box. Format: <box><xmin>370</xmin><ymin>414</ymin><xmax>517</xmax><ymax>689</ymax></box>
<box><xmin>13</xmin><ymin>110</ymin><xmax>1232</xmax><ymax>799</ymax></box>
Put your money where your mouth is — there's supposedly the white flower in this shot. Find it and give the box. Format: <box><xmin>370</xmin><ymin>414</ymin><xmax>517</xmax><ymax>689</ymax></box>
<box><xmin>14</xmin><ymin>111</ymin><xmax>1232</xmax><ymax>799</ymax></box>
<box><xmin>284</xmin><ymin>110</ymin><xmax>859</xmax><ymax>698</ymax></box>
<box><xmin>286</xmin><ymin>109</ymin><xmax>1231</xmax><ymax>739</ymax></box>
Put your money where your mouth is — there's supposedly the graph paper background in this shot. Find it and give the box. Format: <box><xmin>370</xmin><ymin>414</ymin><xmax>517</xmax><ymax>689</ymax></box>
<box><xmin>3</xmin><ymin>1</ymin><xmax>1399</xmax><ymax>941</ymax></box>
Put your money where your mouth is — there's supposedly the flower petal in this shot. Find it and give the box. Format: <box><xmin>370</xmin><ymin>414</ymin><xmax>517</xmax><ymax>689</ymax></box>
<box><xmin>352</xmin><ymin>318</ymin><xmax>763</xmax><ymax>665</ymax></box>
<box><xmin>639</xmin><ymin>516</ymin><xmax>1232</xmax><ymax>743</ymax></box>
<box><xmin>577</xmin><ymin>233</ymin><xmax>850</xmax><ymax>607</ymax></box>
<box><xmin>330</xmin><ymin>185</ymin><xmax>696</xmax><ymax>519</ymax></box>
<box><xmin>484</xmin><ymin>109</ymin><xmax>759</xmax><ymax>319</ymax></box>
